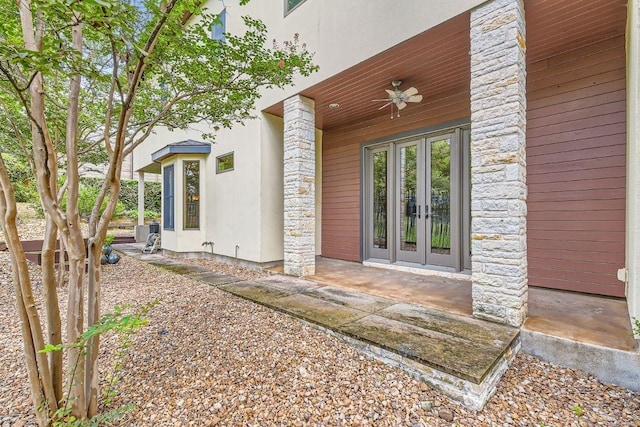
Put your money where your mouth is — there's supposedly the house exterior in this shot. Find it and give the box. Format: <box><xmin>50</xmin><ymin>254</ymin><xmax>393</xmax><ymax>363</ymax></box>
<box><xmin>133</xmin><ymin>0</ymin><xmax>639</xmax><ymax>339</ymax></box>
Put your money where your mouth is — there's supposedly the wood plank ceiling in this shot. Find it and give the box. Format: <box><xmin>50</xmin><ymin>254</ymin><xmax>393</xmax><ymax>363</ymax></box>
<box><xmin>263</xmin><ymin>0</ymin><xmax>627</xmax><ymax>131</ymax></box>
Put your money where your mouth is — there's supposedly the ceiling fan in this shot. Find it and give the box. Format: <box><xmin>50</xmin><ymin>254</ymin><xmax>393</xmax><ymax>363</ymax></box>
<box><xmin>372</xmin><ymin>80</ymin><xmax>423</xmax><ymax>119</ymax></box>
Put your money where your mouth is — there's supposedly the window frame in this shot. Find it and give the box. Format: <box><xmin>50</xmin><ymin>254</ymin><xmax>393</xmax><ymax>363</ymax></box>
<box><xmin>163</xmin><ymin>164</ymin><xmax>175</xmax><ymax>230</ymax></box>
<box><xmin>211</xmin><ymin>8</ymin><xmax>226</xmax><ymax>42</ymax></box>
<box><xmin>183</xmin><ymin>160</ymin><xmax>201</xmax><ymax>230</ymax></box>
<box><xmin>284</xmin><ymin>0</ymin><xmax>307</xmax><ymax>16</ymax></box>
<box><xmin>216</xmin><ymin>151</ymin><xmax>234</xmax><ymax>174</ymax></box>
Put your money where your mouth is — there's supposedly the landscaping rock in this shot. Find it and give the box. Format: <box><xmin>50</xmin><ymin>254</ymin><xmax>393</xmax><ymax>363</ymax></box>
<box><xmin>1</xmin><ymin>211</ymin><xmax>639</xmax><ymax>426</ymax></box>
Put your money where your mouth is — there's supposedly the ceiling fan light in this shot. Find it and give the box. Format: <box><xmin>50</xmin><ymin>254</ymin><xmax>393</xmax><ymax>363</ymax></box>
<box><xmin>372</xmin><ymin>80</ymin><xmax>423</xmax><ymax>119</ymax></box>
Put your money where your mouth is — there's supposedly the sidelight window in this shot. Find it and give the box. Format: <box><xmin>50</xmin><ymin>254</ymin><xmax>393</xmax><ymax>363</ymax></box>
<box><xmin>184</xmin><ymin>161</ymin><xmax>200</xmax><ymax>229</ymax></box>
<box><xmin>163</xmin><ymin>164</ymin><xmax>175</xmax><ymax>230</ymax></box>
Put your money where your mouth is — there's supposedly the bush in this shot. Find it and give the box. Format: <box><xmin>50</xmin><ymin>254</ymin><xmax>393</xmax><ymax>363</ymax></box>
<box><xmin>60</xmin><ymin>184</ymin><xmax>126</xmax><ymax>220</ymax></box>
<box><xmin>3</xmin><ymin>154</ymin><xmax>38</xmax><ymax>203</ymax></box>
<box><xmin>80</xmin><ymin>177</ymin><xmax>161</xmax><ymax>213</ymax></box>
<box><xmin>123</xmin><ymin>209</ymin><xmax>161</xmax><ymax>221</ymax></box>
<box><xmin>27</xmin><ymin>175</ymin><xmax>159</xmax><ymax>220</ymax></box>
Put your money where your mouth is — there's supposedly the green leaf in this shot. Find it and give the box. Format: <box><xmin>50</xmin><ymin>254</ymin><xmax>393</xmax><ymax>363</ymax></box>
<box><xmin>38</xmin><ymin>344</ymin><xmax>64</xmax><ymax>353</ymax></box>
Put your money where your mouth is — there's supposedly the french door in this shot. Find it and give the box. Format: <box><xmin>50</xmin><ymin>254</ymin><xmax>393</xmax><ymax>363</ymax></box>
<box><xmin>365</xmin><ymin>129</ymin><xmax>470</xmax><ymax>271</ymax></box>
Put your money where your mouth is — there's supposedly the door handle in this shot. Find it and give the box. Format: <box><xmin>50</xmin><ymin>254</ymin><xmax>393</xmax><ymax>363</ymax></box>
<box><xmin>417</xmin><ymin>205</ymin><xmax>421</xmax><ymax>219</ymax></box>
<box><xmin>425</xmin><ymin>205</ymin><xmax>429</xmax><ymax>219</ymax></box>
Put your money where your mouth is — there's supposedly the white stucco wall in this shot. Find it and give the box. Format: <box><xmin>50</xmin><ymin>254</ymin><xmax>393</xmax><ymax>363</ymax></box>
<box><xmin>201</xmin><ymin>118</ymin><xmax>264</xmax><ymax>261</ymax></box>
<box><xmin>260</xmin><ymin>114</ymin><xmax>285</xmax><ymax>262</ymax></box>
<box><xmin>220</xmin><ymin>0</ymin><xmax>487</xmax><ymax>110</ymax></box>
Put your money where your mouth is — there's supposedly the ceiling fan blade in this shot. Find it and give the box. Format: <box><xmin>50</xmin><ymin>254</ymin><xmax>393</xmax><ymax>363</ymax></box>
<box><xmin>403</xmin><ymin>87</ymin><xmax>419</xmax><ymax>97</ymax></box>
<box><xmin>407</xmin><ymin>94</ymin><xmax>423</xmax><ymax>103</ymax></box>
<box><xmin>371</xmin><ymin>99</ymin><xmax>390</xmax><ymax>102</ymax></box>
<box><xmin>397</xmin><ymin>101</ymin><xmax>407</xmax><ymax>110</ymax></box>
<box><xmin>385</xmin><ymin>89</ymin><xmax>396</xmax><ymax>98</ymax></box>
<box><xmin>378</xmin><ymin>102</ymin><xmax>392</xmax><ymax>110</ymax></box>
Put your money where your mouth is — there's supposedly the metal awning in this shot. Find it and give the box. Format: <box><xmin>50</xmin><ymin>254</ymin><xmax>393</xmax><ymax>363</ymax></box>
<box><xmin>151</xmin><ymin>139</ymin><xmax>211</xmax><ymax>163</ymax></box>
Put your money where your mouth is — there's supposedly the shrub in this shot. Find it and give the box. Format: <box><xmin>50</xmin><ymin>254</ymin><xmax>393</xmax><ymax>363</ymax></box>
<box><xmin>80</xmin><ymin>177</ymin><xmax>161</xmax><ymax>213</ymax></box>
<box><xmin>123</xmin><ymin>209</ymin><xmax>161</xmax><ymax>221</ymax></box>
<box><xmin>3</xmin><ymin>153</ymin><xmax>38</xmax><ymax>203</ymax></box>
<box><xmin>59</xmin><ymin>184</ymin><xmax>125</xmax><ymax>220</ymax></box>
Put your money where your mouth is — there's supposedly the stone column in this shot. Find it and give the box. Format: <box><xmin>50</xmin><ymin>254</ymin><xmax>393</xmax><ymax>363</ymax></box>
<box><xmin>283</xmin><ymin>95</ymin><xmax>316</xmax><ymax>276</ymax></box>
<box><xmin>470</xmin><ymin>0</ymin><xmax>527</xmax><ymax>327</ymax></box>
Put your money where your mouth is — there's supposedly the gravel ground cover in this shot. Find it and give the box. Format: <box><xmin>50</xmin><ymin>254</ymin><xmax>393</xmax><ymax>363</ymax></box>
<box><xmin>1</xmin><ymin>213</ymin><xmax>639</xmax><ymax>426</ymax></box>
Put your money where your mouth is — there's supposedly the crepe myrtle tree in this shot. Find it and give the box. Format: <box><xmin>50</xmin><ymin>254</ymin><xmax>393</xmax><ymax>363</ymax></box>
<box><xmin>0</xmin><ymin>0</ymin><xmax>317</xmax><ymax>424</ymax></box>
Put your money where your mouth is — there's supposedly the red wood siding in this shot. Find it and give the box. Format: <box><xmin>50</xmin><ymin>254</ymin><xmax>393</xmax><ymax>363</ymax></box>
<box><xmin>526</xmin><ymin>36</ymin><xmax>626</xmax><ymax>297</ymax></box>
<box><xmin>322</xmin><ymin>90</ymin><xmax>470</xmax><ymax>261</ymax></box>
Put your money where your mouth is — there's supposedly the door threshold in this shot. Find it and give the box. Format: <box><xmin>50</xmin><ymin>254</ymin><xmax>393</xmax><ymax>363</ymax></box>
<box><xmin>363</xmin><ymin>259</ymin><xmax>471</xmax><ymax>281</ymax></box>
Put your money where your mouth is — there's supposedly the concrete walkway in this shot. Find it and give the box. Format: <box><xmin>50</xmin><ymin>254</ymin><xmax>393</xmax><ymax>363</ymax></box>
<box><xmin>115</xmin><ymin>243</ymin><xmax>519</xmax><ymax>410</ymax></box>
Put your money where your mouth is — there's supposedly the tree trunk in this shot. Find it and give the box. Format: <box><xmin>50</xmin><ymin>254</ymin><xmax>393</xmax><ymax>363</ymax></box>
<box><xmin>64</xmin><ymin>10</ymin><xmax>87</xmax><ymax>419</ymax></box>
<box><xmin>64</xmin><ymin>230</ymin><xmax>87</xmax><ymax>419</ymax></box>
<box><xmin>0</xmin><ymin>159</ymin><xmax>57</xmax><ymax>426</ymax></box>
<box><xmin>42</xmin><ymin>216</ymin><xmax>63</xmax><ymax>402</ymax></box>
<box><xmin>85</xmin><ymin>242</ymin><xmax>102</xmax><ymax>417</ymax></box>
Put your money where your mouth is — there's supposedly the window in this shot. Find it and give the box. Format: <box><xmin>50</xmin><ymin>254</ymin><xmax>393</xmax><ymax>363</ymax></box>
<box><xmin>184</xmin><ymin>161</ymin><xmax>200</xmax><ymax>229</ymax></box>
<box><xmin>216</xmin><ymin>152</ymin><xmax>234</xmax><ymax>173</ymax></box>
<box><xmin>163</xmin><ymin>165</ymin><xmax>175</xmax><ymax>230</ymax></box>
<box><xmin>211</xmin><ymin>8</ymin><xmax>226</xmax><ymax>42</ymax></box>
<box><xmin>285</xmin><ymin>0</ymin><xmax>306</xmax><ymax>14</ymax></box>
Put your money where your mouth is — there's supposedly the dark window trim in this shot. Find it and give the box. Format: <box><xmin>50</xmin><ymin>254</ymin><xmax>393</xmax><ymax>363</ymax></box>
<box><xmin>216</xmin><ymin>151</ymin><xmax>234</xmax><ymax>174</ymax></box>
<box><xmin>163</xmin><ymin>164</ymin><xmax>175</xmax><ymax>231</ymax></box>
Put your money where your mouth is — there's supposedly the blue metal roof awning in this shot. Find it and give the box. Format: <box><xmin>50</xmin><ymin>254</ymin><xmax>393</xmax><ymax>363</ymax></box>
<box><xmin>151</xmin><ymin>139</ymin><xmax>211</xmax><ymax>163</ymax></box>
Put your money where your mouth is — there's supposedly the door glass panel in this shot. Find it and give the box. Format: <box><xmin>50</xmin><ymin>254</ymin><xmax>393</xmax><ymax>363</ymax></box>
<box><xmin>399</xmin><ymin>145</ymin><xmax>418</xmax><ymax>252</ymax></box>
<box><xmin>430</xmin><ymin>138</ymin><xmax>451</xmax><ymax>255</ymax></box>
<box><xmin>372</xmin><ymin>151</ymin><xmax>387</xmax><ymax>249</ymax></box>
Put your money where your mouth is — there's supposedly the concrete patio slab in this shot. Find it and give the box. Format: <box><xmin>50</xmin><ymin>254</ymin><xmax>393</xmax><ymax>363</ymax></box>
<box><xmin>378</xmin><ymin>303</ymin><xmax>518</xmax><ymax>349</ymax></box>
<box><xmin>526</xmin><ymin>287</ymin><xmax>636</xmax><ymax>352</ymax></box>
<box><xmin>252</xmin><ymin>276</ymin><xmax>321</xmax><ymax>292</ymax></box>
<box><xmin>189</xmin><ymin>271</ymin><xmax>243</xmax><ymax>285</ymax></box>
<box><xmin>268</xmin><ymin>293</ymin><xmax>370</xmax><ymax>329</ymax></box>
<box><xmin>219</xmin><ymin>281</ymin><xmax>299</xmax><ymax>303</ymax></box>
<box><xmin>302</xmin><ymin>286</ymin><xmax>395</xmax><ymax>313</ymax></box>
<box><xmin>298</xmin><ymin>257</ymin><xmax>474</xmax><ymax>316</ymax></box>
<box><xmin>338</xmin><ymin>313</ymin><xmax>516</xmax><ymax>384</ymax></box>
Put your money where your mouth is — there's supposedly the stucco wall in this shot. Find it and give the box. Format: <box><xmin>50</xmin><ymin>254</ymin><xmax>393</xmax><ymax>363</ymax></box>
<box><xmin>199</xmin><ymin>0</ymin><xmax>485</xmax><ymax>111</ymax></box>
<box><xmin>202</xmin><ymin>118</ymin><xmax>264</xmax><ymax>261</ymax></box>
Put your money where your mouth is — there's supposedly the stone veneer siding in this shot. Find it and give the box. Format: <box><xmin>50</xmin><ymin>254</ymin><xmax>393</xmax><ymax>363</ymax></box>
<box><xmin>470</xmin><ymin>0</ymin><xmax>528</xmax><ymax>327</ymax></box>
<box><xmin>283</xmin><ymin>95</ymin><xmax>316</xmax><ymax>276</ymax></box>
